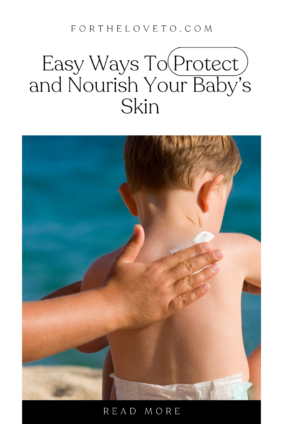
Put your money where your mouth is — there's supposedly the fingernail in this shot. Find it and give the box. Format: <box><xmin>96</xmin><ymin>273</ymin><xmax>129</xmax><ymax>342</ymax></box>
<box><xmin>210</xmin><ymin>263</ymin><xmax>219</xmax><ymax>273</ymax></box>
<box><xmin>214</xmin><ymin>250</ymin><xmax>224</xmax><ymax>259</ymax></box>
<box><xmin>201</xmin><ymin>242</ymin><xmax>211</xmax><ymax>252</ymax></box>
<box><xmin>201</xmin><ymin>284</ymin><xmax>210</xmax><ymax>292</ymax></box>
<box><xmin>133</xmin><ymin>225</ymin><xmax>139</xmax><ymax>236</ymax></box>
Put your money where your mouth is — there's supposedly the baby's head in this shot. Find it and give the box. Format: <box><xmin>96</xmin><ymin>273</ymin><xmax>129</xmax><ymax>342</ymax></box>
<box><xmin>120</xmin><ymin>136</ymin><xmax>242</xmax><ymax>232</ymax></box>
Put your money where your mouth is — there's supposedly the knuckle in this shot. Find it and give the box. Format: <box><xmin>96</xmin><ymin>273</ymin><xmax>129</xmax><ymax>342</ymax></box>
<box><xmin>168</xmin><ymin>299</ymin><xmax>175</xmax><ymax>313</ymax></box>
<box><xmin>183</xmin><ymin>260</ymin><xmax>193</xmax><ymax>274</ymax></box>
<box><xmin>191</xmin><ymin>272</ymin><xmax>201</xmax><ymax>285</ymax></box>
<box><xmin>183</xmin><ymin>277</ymin><xmax>189</xmax><ymax>287</ymax></box>
<box><xmin>170</xmin><ymin>297</ymin><xmax>181</xmax><ymax>313</ymax></box>
<box><xmin>194</xmin><ymin>286</ymin><xmax>205</xmax><ymax>301</ymax></box>
<box><xmin>177</xmin><ymin>298</ymin><xmax>184</xmax><ymax>311</ymax></box>
<box><xmin>173</xmin><ymin>251</ymin><xmax>182</xmax><ymax>264</ymax></box>
<box><xmin>194</xmin><ymin>244</ymin><xmax>202</xmax><ymax>254</ymax></box>
<box><xmin>149</xmin><ymin>263</ymin><xmax>159</xmax><ymax>275</ymax></box>
<box><xmin>159</xmin><ymin>284</ymin><xmax>167</xmax><ymax>297</ymax></box>
<box><xmin>181</xmin><ymin>295</ymin><xmax>188</xmax><ymax>307</ymax></box>
<box><xmin>189</xmin><ymin>291</ymin><xmax>198</xmax><ymax>303</ymax></box>
<box><xmin>192</xmin><ymin>247</ymin><xmax>198</xmax><ymax>257</ymax></box>
<box><xmin>145</xmin><ymin>265</ymin><xmax>155</xmax><ymax>278</ymax></box>
<box><xmin>205</xmin><ymin>252</ymin><xmax>213</xmax><ymax>264</ymax></box>
<box><xmin>184</xmin><ymin>276</ymin><xmax>192</xmax><ymax>289</ymax></box>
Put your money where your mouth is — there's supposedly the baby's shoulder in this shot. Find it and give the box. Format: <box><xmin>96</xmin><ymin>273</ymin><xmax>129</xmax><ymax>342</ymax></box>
<box><xmin>82</xmin><ymin>245</ymin><xmax>125</xmax><ymax>291</ymax></box>
<box><xmin>211</xmin><ymin>232</ymin><xmax>254</xmax><ymax>247</ymax></box>
<box><xmin>210</xmin><ymin>233</ymin><xmax>260</xmax><ymax>262</ymax></box>
<box><xmin>211</xmin><ymin>233</ymin><xmax>261</xmax><ymax>288</ymax></box>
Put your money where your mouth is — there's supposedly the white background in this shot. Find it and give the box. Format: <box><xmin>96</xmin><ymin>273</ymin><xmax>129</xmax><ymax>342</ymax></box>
<box><xmin>1</xmin><ymin>0</ymin><xmax>282</xmax><ymax>420</ymax></box>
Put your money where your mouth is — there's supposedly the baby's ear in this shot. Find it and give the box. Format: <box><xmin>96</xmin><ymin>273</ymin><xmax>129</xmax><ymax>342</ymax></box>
<box><xmin>200</xmin><ymin>174</ymin><xmax>224</xmax><ymax>212</ymax></box>
<box><xmin>118</xmin><ymin>183</ymin><xmax>138</xmax><ymax>216</ymax></box>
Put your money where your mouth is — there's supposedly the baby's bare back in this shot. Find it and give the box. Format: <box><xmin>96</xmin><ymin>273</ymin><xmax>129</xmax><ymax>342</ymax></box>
<box><xmin>108</xmin><ymin>231</ymin><xmax>249</xmax><ymax>385</ymax></box>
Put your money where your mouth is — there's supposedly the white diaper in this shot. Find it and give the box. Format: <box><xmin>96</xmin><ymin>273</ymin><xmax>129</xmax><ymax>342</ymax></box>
<box><xmin>110</xmin><ymin>373</ymin><xmax>252</xmax><ymax>400</ymax></box>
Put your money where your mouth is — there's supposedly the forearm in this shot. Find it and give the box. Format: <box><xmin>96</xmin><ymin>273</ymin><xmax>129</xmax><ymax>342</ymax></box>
<box><xmin>41</xmin><ymin>281</ymin><xmax>81</xmax><ymax>300</ymax></box>
<box><xmin>23</xmin><ymin>286</ymin><xmax>118</xmax><ymax>363</ymax></box>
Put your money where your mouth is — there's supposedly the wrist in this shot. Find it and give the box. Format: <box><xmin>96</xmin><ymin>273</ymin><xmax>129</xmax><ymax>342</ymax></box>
<box><xmin>94</xmin><ymin>285</ymin><xmax>127</xmax><ymax>334</ymax></box>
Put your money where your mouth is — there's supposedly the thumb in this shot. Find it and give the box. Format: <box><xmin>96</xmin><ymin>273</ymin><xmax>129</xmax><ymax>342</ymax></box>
<box><xmin>117</xmin><ymin>225</ymin><xmax>145</xmax><ymax>264</ymax></box>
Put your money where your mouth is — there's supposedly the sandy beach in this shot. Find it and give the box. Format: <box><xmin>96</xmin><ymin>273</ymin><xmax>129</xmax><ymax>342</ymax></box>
<box><xmin>22</xmin><ymin>366</ymin><xmax>102</xmax><ymax>400</ymax></box>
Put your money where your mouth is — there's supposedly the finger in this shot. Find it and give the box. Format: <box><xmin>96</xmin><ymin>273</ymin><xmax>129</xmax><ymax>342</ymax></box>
<box><xmin>116</xmin><ymin>225</ymin><xmax>145</xmax><ymax>264</ymax></box>
<box><xmin>169</xmin><ymin>283</ymin><xmax>210</xmax><ymax>313</ymax></box>
<box><xmin>168</xmin><ymin>250</ymin><xmax>223</xmax><ymax>283</ymax></box>
<box><xmin>156</xmin><ymin>242</ymin><xmax>213</xmax><ymax>271</ymax></box>
<box><xmin>173</xmin><ymin>263</ymin><xmax>220</xmax><ymax>295</ymax></box>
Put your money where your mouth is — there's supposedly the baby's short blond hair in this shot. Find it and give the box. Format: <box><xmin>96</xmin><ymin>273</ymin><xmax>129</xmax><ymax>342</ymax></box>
<box><xmin>124</xmin><ymin>136</ymin><xmax>242</xmax><ymax>193</ymax></box>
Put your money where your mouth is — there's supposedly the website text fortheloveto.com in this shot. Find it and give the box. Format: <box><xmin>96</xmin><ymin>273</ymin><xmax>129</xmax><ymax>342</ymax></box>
<box><xmin>71</xmin><ymin>24</ymin><xmax>213</xmax><ymax>33</ymax></box>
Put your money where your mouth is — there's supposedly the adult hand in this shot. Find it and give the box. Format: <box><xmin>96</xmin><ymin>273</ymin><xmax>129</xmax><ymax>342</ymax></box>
<box><xmin>100</xmin><ymin>224</ymin><xmax>223</xmax><ymax>330</ymax></box>
<box><xmin>23</xmin><ymin>225</ymin><xmax>223</xmax><ymax>363</ymax></box>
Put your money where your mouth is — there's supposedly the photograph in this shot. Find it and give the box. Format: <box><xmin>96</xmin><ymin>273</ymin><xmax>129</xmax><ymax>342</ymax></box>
<box><xmin>22</xmin><ymin>135</ymin><xmax>261</xmax><ymax>401</ymax></box>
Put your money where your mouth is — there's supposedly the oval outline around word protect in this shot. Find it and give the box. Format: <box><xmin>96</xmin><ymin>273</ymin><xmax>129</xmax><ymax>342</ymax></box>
<box><xmin>167</xmin><ymin>47</ymin><xmax>248</xmax><ymax>77</ymax></box>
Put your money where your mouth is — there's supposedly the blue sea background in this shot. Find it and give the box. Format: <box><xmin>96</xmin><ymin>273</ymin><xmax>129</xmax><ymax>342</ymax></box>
<box><xmin>22</xmin><ymin>136</ymin><xmax>261</xmax><ymax>368</ymax></box>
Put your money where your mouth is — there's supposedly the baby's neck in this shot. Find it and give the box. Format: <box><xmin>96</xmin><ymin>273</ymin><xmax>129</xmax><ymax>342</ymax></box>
<box><xmin>134</xmin><ymin>189</ymin><xmax>204</xmax><ymax>236</ymax></box>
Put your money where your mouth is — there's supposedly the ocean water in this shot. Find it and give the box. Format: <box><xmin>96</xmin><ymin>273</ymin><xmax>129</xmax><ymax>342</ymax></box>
<box><xmin>22</xmin><ymin>136</ymin><xmax>261</xmax><ymax>368</ymax></box>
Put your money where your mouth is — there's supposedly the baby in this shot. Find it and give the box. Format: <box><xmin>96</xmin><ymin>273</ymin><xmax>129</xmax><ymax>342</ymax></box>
<box><xmin>76</xmin><ymin>136</ymin><xmax>261</xmax><ymax>400</ymax></box>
